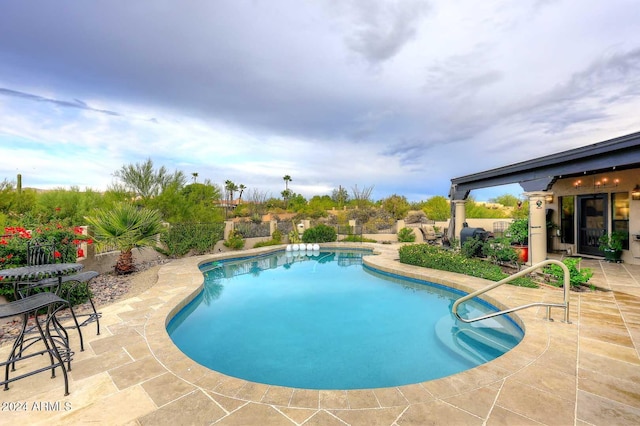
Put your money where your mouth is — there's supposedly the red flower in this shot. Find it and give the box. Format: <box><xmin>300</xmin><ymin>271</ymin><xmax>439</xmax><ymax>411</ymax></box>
<box><xmin>87</xmin><ymin>239</ymin><xmax>93</xmax><ymax>245</ymax></box>
<box><xmin>0</xmin><ymin>239</ymin><xmax>7</xmax><ymax>245</ymax></box>
<box><xmin>54</xmin><ymin>251</ymin><xmax>61</xmax><ymax>258</ymax></box>
<box><xmin>77</xmin><ymin>248</ymin><xmax>85</xmax><ymax>257</ymax></box>
<box><xmin>73</xmin><ymin>239</ymin><xmax>81</xmax><ymax>245</ymax></box>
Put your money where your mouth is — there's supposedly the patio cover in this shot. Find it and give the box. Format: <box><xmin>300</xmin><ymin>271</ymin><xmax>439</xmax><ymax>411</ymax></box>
<box><xmin>448</xmin><ymin>131</ymin><xmax>640</xmax><ymax>238</ymax></box>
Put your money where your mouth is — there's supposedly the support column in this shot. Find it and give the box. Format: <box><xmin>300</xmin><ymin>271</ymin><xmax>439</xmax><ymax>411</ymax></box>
<box><xmin>453</xmin><ymin>200</ymin><xmax>467</xmax><ymax>242</ymax></box>
<box><xmin>525</xmin><ymin>192</ymin><xmax>548</xmax><ymax>265</ymax></box>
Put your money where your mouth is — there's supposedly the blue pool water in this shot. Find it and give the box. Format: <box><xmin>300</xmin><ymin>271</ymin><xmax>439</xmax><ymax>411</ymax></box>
<box><xmin>167</xmin><ymin>250</ymin><xmax>523</xmax><ymax>390</ymax></box>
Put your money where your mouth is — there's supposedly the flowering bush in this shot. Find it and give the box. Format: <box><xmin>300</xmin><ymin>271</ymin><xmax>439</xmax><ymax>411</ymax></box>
<box><xmin>0</xmin><ymin>224</ymin><xmax>92</xmax><ymax>269</ymax></box>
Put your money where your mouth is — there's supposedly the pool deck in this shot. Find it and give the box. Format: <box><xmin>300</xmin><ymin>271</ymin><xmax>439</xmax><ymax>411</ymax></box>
<box><xmin>1</xmin><ymin>244</ymin><xmax>639</xmax><ymax>425</ymax></box>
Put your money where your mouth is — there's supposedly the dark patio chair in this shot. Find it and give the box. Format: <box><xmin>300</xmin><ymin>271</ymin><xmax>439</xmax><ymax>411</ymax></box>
<box><xmin>16</xmin><ymin>240</ymin><xmax>100</xmax><ymax>351</ymax></box>
<box><xmin>0</xmin><ymin>290</ymin><xmax>72</xmax><ymax>395</ymax></box>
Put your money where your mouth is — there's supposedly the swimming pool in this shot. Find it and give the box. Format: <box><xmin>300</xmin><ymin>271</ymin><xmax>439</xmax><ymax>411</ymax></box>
<box><xmin>167</xmin><ymin>249</ymin><xmax>523</xmax><ymax>390</ymax></box>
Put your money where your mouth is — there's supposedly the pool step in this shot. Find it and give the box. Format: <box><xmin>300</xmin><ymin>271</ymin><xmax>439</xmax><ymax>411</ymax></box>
<box><xmin>434</xmin><ymin>314</ymin><xmax>522</xmax><ymax>366</ymax></box>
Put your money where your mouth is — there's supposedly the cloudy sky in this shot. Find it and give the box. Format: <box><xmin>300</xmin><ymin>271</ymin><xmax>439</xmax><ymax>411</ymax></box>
<box><xmin>1</xmin><ymin>0</ymin><xmax>639</xmax><ymax>201</ymax></box>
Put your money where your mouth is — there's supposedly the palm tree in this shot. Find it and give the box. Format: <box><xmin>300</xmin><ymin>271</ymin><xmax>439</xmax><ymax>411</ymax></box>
<box><xmin>238</xmin><ymin>184</ymin><xmax>246</xmax><ymax>202</ymax></box>
<box><xmin>191</xmin><ymin>172</ymin><xmax>198</xmax><ymax>183</ymax></box>
<box><xmin>85</xmin><ymin>203</ymin><xmax>164</xmax><ymax>274</ymax></box>
<box><xmin>283</xmin><ymin>175</ymin><xmax>292</xmax><ymax>191</ymax></box>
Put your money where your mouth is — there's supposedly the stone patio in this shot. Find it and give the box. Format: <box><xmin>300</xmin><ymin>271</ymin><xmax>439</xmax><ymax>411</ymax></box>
<box><xmin>1</xmin><ymin>244</ymin><xmax>639</xmax><ymax>425</ymax></box>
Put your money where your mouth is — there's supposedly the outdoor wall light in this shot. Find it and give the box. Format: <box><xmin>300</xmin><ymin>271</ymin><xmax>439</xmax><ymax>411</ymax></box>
<box><xmin>595</xmin><ymin>177</ymin><xmax>619</xmax><ymax>189</ymax></box>
<box><xmin>574</xmin><ymin>180</ymin><xmax>581</xmax><ymax>189</ymax></box>
<box><xmin>632</xmin><ymin>184</ymin><xmax>640</xmax><ymax>201</ymax></box>
<box><xmin>545</xmin><ymin>194</ymin><xmax>553</xmax><ymax>203</ymax></box>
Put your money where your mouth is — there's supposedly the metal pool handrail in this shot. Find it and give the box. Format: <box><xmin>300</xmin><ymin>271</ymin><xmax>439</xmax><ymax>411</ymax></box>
<box><xmin>452</xmin><ymin>259</ymin><xmax>571</xmax><ymax>324</ymax></box>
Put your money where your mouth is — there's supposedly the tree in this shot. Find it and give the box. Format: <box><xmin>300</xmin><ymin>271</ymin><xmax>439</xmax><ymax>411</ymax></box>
<box><xmin>421</xmin><ymin>196</ymin><xmax>450</xmax><ymax>221</ymax></box>
<box><xmin>85</xmin><ymin>203</ymin><xmax>165</xmax><ymax>274</ymax></box>
<box><xmin>381</xmin><ymin>194</ymin><xmax>411</xmax><ymax>220</ymax></box>
<box><xmin>281</xmin><ymin>189</ymin><xmax>293</xmax><ymax>207</ymax></box>
<box><xmin>331</xmin><ymin>185</ymin><xmax>349</xmax><ymax>207</ymax></box>
<box><xmin>283</xmin><ymin>175</ymin><xmax>292</xmax><ymax>191</ymax></box>
<box><xmin>351</xmin><ymin>184</ymin><xmax>374</xmax><ymax>209</ymax></box>
<box><xmin>113</xmin><ymin>158</ymin><xmax>186</xmax><ymax>203</ymax></box>
<box><xmin>191</xmin><ymin>172</ymin><xmax>198</xmax><ymax>183</ymax></box>
<box><xmin>489</xmin><ymin>194</ymin><xmax>520</xmax><ymax>207</ymax></box>
<box><xmin>238</xmin><ymin>184</ymin><xmax>246</xmax><ymax>202</ymax></box>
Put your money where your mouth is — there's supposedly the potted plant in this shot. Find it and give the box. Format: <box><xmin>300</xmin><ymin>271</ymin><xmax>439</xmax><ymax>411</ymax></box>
<box><xmin>506</xmin><ymin>218</ymin><xmax>529</xmax><ymax>263</ymax></box>
<box><xmin>598</xmin><ymin>231</ymin><xmax>626</xmax><ymax>262</ymax></box>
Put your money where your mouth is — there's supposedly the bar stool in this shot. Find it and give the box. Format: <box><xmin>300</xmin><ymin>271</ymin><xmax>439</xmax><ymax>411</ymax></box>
<box><xmin>0</xmin><ymin>291</ymin><xmax>72</xmax><ymax>395</ymax></box>
<box><xmin>18</xmin><ymin>241</ymin><xmax>91</xmax><ymax>350</ymax></box>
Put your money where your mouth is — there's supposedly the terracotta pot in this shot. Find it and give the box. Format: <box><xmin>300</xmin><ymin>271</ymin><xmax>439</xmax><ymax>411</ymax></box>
<box><xmin>513</xmin><ymin>245</ymin><xmax>528</xmax><ymax>263</ymax></box>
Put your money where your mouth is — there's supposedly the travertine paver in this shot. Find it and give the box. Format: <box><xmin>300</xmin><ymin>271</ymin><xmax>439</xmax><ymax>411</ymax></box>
<box><xmin>1</xmin><ymin>245</ymin><xmax>639</xmax><ymax>425</ymax></box>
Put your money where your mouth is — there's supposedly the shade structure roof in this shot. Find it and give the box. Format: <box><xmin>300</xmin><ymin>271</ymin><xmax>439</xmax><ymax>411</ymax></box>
<box><xmin>449</xmin><ymin>131</ymin><xmax>640</xmax><ymax>200</ymax></box>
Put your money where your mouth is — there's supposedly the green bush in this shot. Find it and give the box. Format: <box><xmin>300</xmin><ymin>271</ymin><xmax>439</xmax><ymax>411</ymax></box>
<box><xmin>223</xmin><ymin>230</ymin><xmax>245</xmax><ymax>250</ymax></box>
<box><xmin>302</xmin><ymin>224</ymin><xmax>337</xmax><ymax>243</ymax></box>
<box><xmin>543</xmin><ymin>257</ymin><xmax>593</xmax><ymax>288</ymax></box>
<box><xmin>461</xmin><ymin>236</ymin><xmax>485</xmax><ymax>258</ymax></box>
<box><xmin>253</xmin><ymin>230</ymin><xmax>285</xmax><ymax>248</ymax></box>
<box><xmin>482</xmin><ymin>237</ymin><xmax>518</xmax><ymax>264</ymax></box>
<box><xmin>159</xmin><ymin>222</ymin><xmax>225</xmax><ymax>257</ymax></box>
<box><xmin>397</xmin><ymin>227</ymin><xmax>416</xmax><ymax>243</ymax></box>
<box><xmin>506</xmin><ymin>219</ymin><xmax>528</xmax><ymax>245</ymax></box>
<box><xmin>399</xmin><ymin>244</ymin><xmax>537</xmax><ymax>288</ymax></box>
<box><xmin>340</xmin><ymin>235</ymin><xmax>377</xmax><ymax>243</ymax></box>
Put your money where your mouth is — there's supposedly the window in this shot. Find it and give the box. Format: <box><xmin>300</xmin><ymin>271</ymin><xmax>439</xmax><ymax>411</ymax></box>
<box><xmin>560</xmin><ymin>196</ymin><xmax>574</xmax><ymax>244</ymax></box>
<box><xmin>612</xmin><ymin>192</ymin><xmax>630</xmax><ymax>250</ymax></box>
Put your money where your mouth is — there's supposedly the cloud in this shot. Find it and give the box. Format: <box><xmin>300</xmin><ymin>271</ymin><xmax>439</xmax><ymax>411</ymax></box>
<box><xmin>340</xmin><ymin>0</ymin><xmax>431</xmax><ymax>63</ymax></box>
<box><xmin>0</xmin><ymin>88</ymin><xmax>121</xmax><ymax>116</ymax></box>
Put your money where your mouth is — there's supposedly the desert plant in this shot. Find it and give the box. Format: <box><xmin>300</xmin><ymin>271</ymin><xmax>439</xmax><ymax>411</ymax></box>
<box><xmin>159</xmin><ymin>222</ymin><xmax>224</xmax><ymax>257</ymax></box>
<box><xmin>85</xmin><ymin>203</ymin><xmax>164</xmax><ymax>274</ymax></box>
<box><xmin>397</xmin><ymin>227</ymin><xmax>416</xmax><ymax>243</ymax></box>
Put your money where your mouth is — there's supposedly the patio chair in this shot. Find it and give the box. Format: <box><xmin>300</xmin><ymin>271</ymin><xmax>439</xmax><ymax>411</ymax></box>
<box><xmin>420</xmin><ymin>225</ymin><xmax>441</xmax><ymax>245</ymax></box>
<box><xmin>16</xmin><ymin>241</ymin><xmax>95</xmax><ymax>351</ymax></box>
<box><xmin>0</xmin><ymin>290</ymin><xmax>72</xmax><ymax>395</ymax></box>
<box><xmin>36</xmin><ymin>271</ymin><xmax>102</xmax><ymax>345</ymax></box>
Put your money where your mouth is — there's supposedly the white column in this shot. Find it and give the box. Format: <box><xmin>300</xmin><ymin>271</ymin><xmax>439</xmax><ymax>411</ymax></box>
<box><xmin>453</xmin><ymin>200</ymin><xmax>467</xmax><ymax>241</ymax></box>
<box><xmin>525</xmin><ymin>192</ymin><xmax>548</xmax><ymax>265</ymax></box>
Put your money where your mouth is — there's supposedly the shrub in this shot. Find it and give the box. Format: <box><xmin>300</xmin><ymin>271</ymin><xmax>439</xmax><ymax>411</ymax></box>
<box><xmin>340</xmin><ymin>235</ymin><xmax>377</xmax><ymax>243</ymax></box>
<box><xmin>302</xmin><ymin>224</ymin><xmax>337</xmax><ymax>243</ymax></box>
<box><xmin>461</xmin><ymin>236</ymin><xmax>485</xmax><ymax>258</ymax></box>
<box><xmin>159</xmin><ymin>222</ymin><xmax>225</xmax><ymax>257</ymax></box>
<box><xmin>1</xmin><ymin>224</ymin><xmax>92</xmax><ymax>269</ymax></box>
<box><xmin>253</xmin><ymin>229</ymin><xmax>285</xmax><ymax>248</ymax></box>
<box><xmin>482</xmin><ymin>237</ymin><xmax>518</xmax><ymax>264</ymax></box>
<box><xmin>397</xmin><ymin>227</ymin><xmax>416</xmax><ymax>243</ymax></box>
<box><xmin>506</xmin><ymin>219</ymin><xmax>528</xmax><ymax>245</ymax></box>
<box><xmin>543</xmin><ymin>257</ymin><xmax>593</xmax><ymax>288</ymax></box>
<box><xmin>223</xmin><ymin>230</ymin><xmax>245</xmax><ymax>250</ymax></box>
<box><xmin>399</xmin><ymin>244</ymin><xmax>537</xmax><ymax>288</ymax></box>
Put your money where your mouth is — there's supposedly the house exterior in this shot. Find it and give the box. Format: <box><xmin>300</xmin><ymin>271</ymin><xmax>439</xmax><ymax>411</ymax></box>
<box><xmin>449</xmin><ymin>131</ymin><xmax>640</xmax><ymax>265</ymax></box>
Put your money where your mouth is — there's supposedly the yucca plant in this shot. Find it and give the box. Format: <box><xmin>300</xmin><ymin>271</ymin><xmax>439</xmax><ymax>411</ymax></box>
<box><xmin>85</xmin><ymin>203</ymin><xmax>164</xmax><ymax>274</ymax></box>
